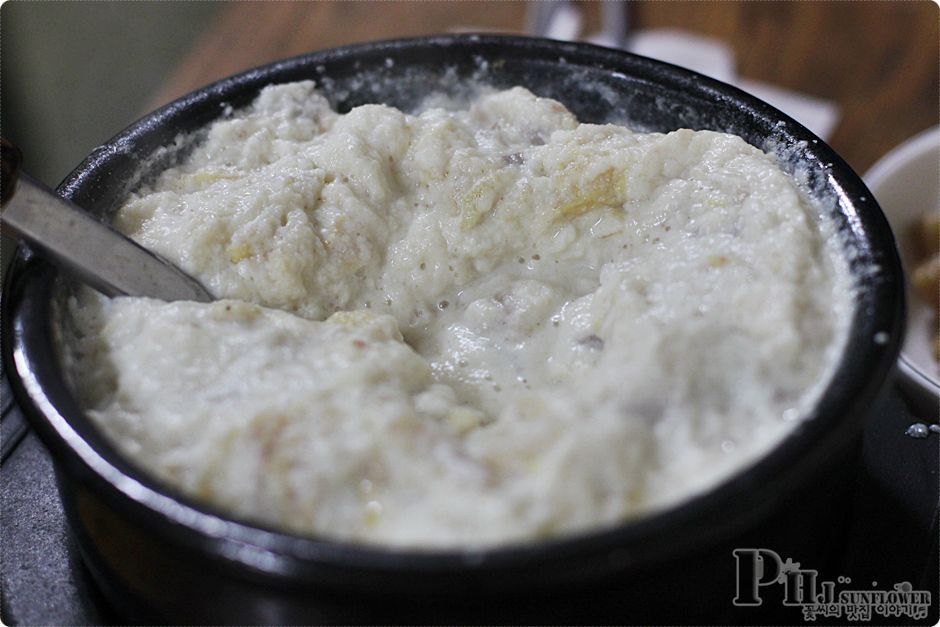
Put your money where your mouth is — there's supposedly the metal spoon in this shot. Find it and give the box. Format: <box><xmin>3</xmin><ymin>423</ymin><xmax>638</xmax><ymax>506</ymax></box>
<box><xmin>1</xmin><ymin>138</ymin><xmax>213</xmax><ymax>302</ymax></box>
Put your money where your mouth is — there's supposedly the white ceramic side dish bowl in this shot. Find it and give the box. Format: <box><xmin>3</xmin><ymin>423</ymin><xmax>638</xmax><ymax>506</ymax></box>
<box><xmin>865</xmin><ymin>126</ymin><xmax>940</xmax><ymax>414</ymax></box>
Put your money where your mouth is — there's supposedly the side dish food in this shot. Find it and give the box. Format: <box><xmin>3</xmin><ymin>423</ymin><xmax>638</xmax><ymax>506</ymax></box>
<box><xmin>64</xmin><ymin>82</ymin><xmax>853</xmax><ymax>547</ymax></box>
<box><xmin>909</xmin><ymin>213</ymin><xmax>939</xmax><ymax>362</ymax></box>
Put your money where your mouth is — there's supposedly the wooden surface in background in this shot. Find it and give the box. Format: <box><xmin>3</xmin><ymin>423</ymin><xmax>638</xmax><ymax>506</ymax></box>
<box><xmin>150</xmin><ymin>1</ymin><xmax>938</xmax><ymax>173</ymax></box>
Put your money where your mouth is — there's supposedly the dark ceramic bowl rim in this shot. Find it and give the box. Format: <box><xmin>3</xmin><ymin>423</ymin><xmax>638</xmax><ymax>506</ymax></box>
<box><xmin>3</xmin><ymin>35</ymin><xmax>904</xmax><ymax>583</ymax></box>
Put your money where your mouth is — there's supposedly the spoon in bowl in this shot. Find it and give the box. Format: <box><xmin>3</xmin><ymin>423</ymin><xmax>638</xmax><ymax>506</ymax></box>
<box><xmin>1</xmin><ymin>138</ymin><xmax>213</xmax><ymax>303</ymax></box>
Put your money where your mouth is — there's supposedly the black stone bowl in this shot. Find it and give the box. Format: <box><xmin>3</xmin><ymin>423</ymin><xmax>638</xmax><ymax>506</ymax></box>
<box><xmin>1</xmin><ymin>35</ymin><xmax>904</xmax><ymax>624</ymax></box>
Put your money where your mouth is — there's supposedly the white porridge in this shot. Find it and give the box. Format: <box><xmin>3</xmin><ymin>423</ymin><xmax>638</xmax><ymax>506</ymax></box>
<box><xmin>66</xmin><ymin>82</ymin><xmax>853</xmax><ymax>547</ymax></box>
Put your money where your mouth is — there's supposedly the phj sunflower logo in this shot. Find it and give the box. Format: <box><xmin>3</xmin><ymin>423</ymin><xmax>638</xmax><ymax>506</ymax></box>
<box><xmin>733</xmin><ymin>548</ymin><xmax>932</xmax><ymax>621</ymax></box>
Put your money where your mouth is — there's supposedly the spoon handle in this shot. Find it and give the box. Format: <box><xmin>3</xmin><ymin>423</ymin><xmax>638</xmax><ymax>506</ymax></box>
<box><xmin>1</xmin><ymin>138</ymin><xmax>213</xmax><ymax>303</ymax></box>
